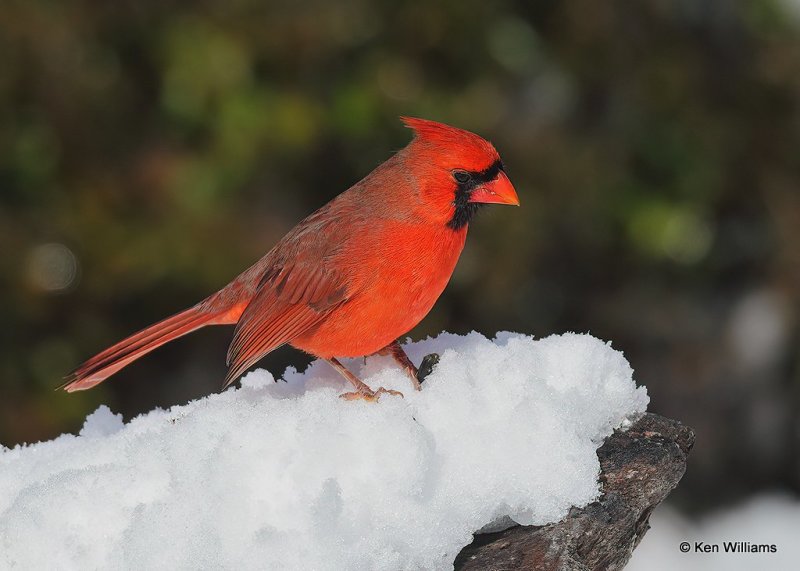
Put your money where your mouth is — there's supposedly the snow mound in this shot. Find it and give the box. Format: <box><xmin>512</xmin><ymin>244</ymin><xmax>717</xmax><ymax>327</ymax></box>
<box><xmin>0</xmin><ymin>332</ymin><xmax>648</xmax><ymax>570</ymax></box>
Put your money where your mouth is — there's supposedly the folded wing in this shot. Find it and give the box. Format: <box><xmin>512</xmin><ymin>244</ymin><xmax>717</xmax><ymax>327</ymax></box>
<box><xmin>222</xmin><ymin>212</ymin><xmax>352</xmax><ymax>387</ymax></box>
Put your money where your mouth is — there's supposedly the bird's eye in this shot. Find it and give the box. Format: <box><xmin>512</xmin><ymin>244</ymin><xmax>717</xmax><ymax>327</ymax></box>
<box><xmin>453</xmin><ymin>170</ymin><xmax>471</xmax><ymax>184</ymax></box>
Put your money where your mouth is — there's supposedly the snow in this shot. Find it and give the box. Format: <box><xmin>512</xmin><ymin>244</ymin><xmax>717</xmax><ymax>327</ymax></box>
<box><xmin>0</xmin><ymin>331</ymin><xmax>648</xmax><ymax>570</ymax></box>
<box><xmin>628</xmin><ymin>495</ymin><xmax>800</xmax><ymax>570</ymax></box>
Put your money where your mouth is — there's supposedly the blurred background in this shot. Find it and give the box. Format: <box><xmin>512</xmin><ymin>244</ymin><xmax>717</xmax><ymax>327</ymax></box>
<box><xmin>1</xmin><ymin>0</ymin><xmax>798</xmax><ymax>528</ymax></box>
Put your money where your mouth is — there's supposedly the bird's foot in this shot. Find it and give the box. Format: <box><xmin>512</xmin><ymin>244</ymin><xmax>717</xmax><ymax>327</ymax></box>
<box><xmin>339</xmin><ymin>387</ymin><xmax>404</xmax><ymax>402</ymax></box>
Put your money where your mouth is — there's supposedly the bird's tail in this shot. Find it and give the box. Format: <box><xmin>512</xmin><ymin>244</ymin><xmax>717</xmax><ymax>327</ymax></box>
<box><xmin>61</xmin><ymin>303</ymin><xmax>230</xmax><ymax>392</ymax></box>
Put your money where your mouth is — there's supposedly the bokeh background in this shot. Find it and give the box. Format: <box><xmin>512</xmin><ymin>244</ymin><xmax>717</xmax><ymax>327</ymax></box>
<box><xmin>2</xmin><ymin>0</ymin><xmax>798</xmax><ymax>529</ymax></box>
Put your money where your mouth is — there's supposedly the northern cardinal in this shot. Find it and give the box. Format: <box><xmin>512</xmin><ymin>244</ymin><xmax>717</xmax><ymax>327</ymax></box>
<box><xmin>63</xmin><ymin>118</ymin><xmax>519</xmax><ymax>400</ymax></box>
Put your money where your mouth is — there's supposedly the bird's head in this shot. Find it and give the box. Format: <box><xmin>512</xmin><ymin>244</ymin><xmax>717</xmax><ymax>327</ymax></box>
<box><xmin>401</xmin><ymin>117</ymin><xmax>519</xmax><ymax>229</ymax></box>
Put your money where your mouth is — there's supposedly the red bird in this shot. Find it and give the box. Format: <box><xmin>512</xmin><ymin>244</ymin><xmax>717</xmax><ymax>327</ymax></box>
<box><xmin>63</xmin><ymin>118</ymin><xmax>519</xmax><ymax>400</ymax></box>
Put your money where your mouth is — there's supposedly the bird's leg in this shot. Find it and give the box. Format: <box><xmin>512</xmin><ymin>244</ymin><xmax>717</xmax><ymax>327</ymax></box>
<box><xmin>374</xmin><ymin>341</ymin><xmax>422</xmax><ymax>391</ymax></box>
<box><xmin>327</xmin><ymin>357</ymin><xmax>403</xmax><ymax>402</ymax></box>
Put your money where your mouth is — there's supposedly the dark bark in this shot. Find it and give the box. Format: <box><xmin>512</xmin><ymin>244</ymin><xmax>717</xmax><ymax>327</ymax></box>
<box><xmin>454</xmin><ymin>413</ymin><xmax>695</xmax><ymax>571</ymax></box>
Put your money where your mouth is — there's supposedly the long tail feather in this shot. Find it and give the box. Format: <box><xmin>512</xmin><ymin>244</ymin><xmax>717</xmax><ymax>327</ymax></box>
<box><xmin>61</xmin><ymin>305</ymin><xmax>220</xmax><ymax>392</ymax></box>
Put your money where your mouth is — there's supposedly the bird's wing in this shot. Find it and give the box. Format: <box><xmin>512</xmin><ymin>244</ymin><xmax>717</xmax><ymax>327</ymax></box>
<box><xmin>223</xmin><ymin>262</ymin><xmax>348</xmax><ymax>388</ymax></box>
<box><xmin>222</xmin><ymin>204</ymin><xmax>355</xmax><ymax>388</ymax></box>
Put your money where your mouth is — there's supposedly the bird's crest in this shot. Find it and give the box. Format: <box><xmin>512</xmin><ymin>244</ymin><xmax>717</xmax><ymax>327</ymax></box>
<box><xmin>401</xmin><ymin>117</ymin><xmax>499</xmax><ymax>171</ymax></box>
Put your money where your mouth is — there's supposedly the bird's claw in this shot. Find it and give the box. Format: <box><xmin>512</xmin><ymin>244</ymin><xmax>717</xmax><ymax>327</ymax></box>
<box><xmin>339</xmin><ymin>387</ymin><xmax>404</xmax><ymax>402</ymax></box>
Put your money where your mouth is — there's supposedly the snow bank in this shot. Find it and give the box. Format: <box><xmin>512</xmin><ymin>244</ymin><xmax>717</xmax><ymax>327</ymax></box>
<box><xmin>628</xmin><ymin>495</ymin><xmax>800</xmax><ymax>570</ymax></box>
<box><xmin>0</xmin><ymin>332</ymin><xmax>648</xmax><ymax>570</ymax></box>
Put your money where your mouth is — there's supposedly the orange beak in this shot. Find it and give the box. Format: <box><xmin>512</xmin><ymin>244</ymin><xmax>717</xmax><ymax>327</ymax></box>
<box><xmin>468</xmin><ymin>171</ymin><xmax>520</xmax><ymax>206</ymax></box>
